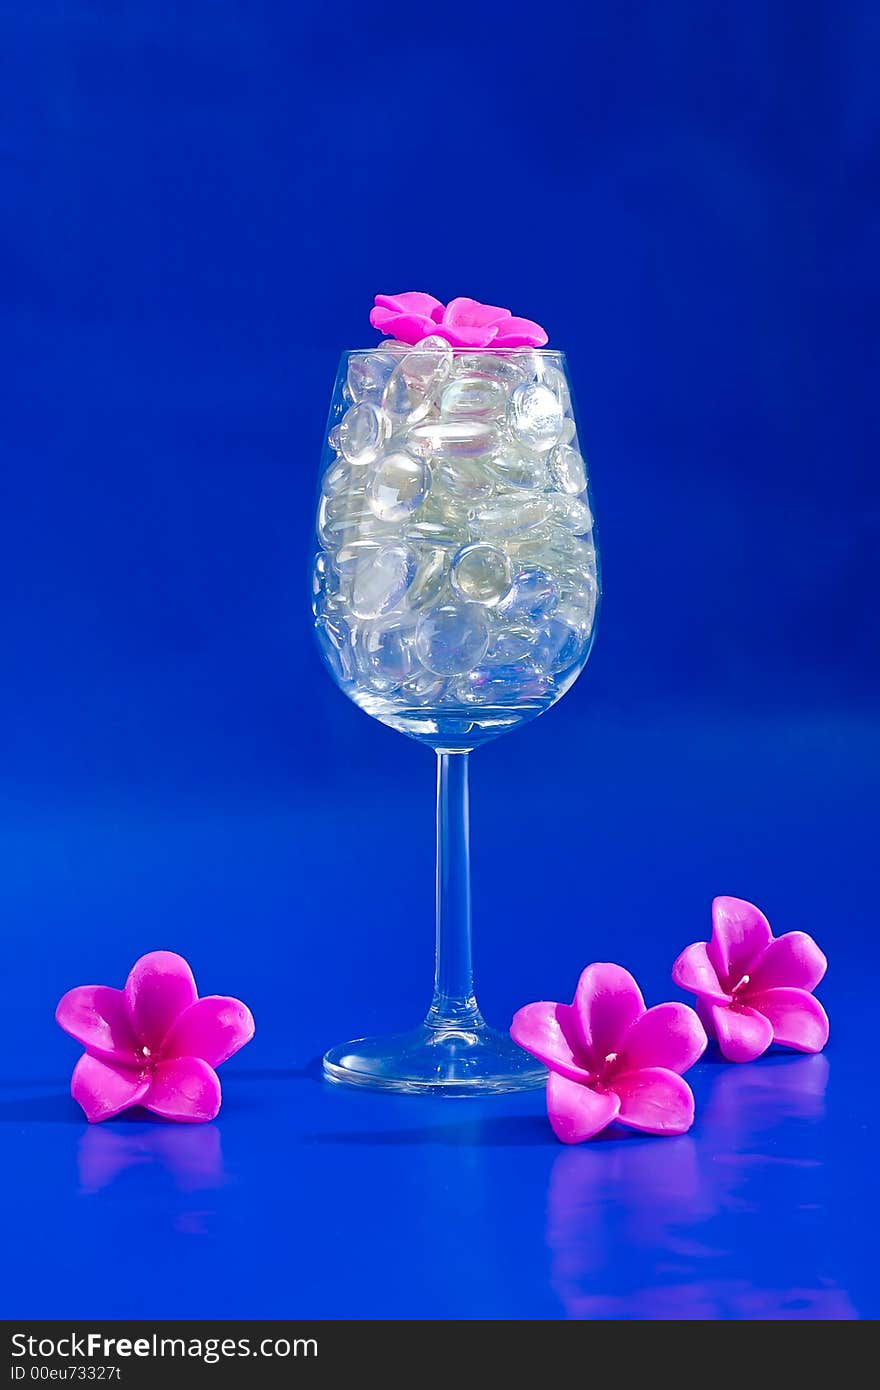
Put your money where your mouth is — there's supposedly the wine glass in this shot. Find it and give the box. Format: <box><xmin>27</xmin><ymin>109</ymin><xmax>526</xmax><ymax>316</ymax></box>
<box><xmin>311</xmin><ymin>338</ymin><xmax>600</xmax><ymax>1092</ymax></box>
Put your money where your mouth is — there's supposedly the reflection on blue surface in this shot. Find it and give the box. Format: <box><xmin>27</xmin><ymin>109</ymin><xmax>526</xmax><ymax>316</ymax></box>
<box><xmin>546</xmin><ymin>1056</ymin><xmax>856</xmax><ymax>1319</ymax></box>
<box><xmin>0</xmin><ymin>1039</ymin><xmax>872</xmax><ymax>1318</ymax></box>
<box><xmin>78</xmin><ymin>1123</ymin><xmax>226</xmax><ymax>1196</ymax></box>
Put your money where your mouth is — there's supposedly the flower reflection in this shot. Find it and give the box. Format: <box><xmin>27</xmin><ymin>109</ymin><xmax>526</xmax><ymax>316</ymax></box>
<box><xmin>546</xmin><ymin>1055</ymin><xmax>856</xmax><ymax>1319</ymax></box>
<box><xmin>77</xmin><ymin>1121</ymin><xmax>226</xmax><ymax>1195</ymax></box>
<box><xmin>547</xmin><ymin>1136</ymin><xmax>712</xmax><ymax>1319</ymax></box>
<box><xmin>702</xmin><ymin>1052</ymin><xmax>829</xmax><ymax>1135</ymax></box>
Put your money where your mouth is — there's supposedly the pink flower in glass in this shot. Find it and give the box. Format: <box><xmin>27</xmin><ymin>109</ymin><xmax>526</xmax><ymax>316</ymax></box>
<box><xmin>368</xmin><ymin>291</ymin><xmax>446</xmax><ymax>345</ymax></box>
<box><xmin>672</xmin><ymin>896</ymin><xmax>829</xmax><ymax>1063</ymax></box>
<box><xmin>56</xmin><ymin>951</ymin><xmax>255</xmax><ymax>1122</ymax></box>
<box><xmin>510</xmin><ymin>963</ymin><xmax>707</xmax><ymax>1144</ymax></box>
<box><xmin>369</xmin><ymin>292</ymin><xmax>548</xmax><ymax>348</ymax></box>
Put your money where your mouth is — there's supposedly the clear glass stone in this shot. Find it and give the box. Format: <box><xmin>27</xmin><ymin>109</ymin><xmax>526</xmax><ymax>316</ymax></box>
<box><xmin>559</xmin><ymin>573</ymin><xmax>598</xmax><ymax>614</ymax></box>
<box><xmin>317</xmin><ymin>493</ymin><xmax>335</xmax><ymax>549</ymax></box>
<box><xmin>405</xmin><ymin>516</ymin><xmax>470</xmax><ymax>547</ymax></box>
<box><xmin>346</xmin><ymin>514</ymin><xmax>397</xmax><ymax>542</ymax></box>
<box><xmin>320</xmin><ymin>491</ymin><xmax>385</xmax><ymax>544</ymax></box>
<box><xmin>557</xmin><ymin>534</ymin><xmax>598</xmax><ymax>569</ymax></box>
<box><xmin>380</xmin><ymin>370</ymin><xmax>420</xmax><ymax>425</ymax></box>
<box><xmin>312</xmin><ymin>584</ymin><xmax>343</xmax><ymax>621</ymax></box>
<box><xmin>318</xmin><ymin>493</ymin><xmax>392</xmax><ymax>548</ymax></box>
<box><xmin>335</xmin><ymin>537</ymin><xmax>383</xmax><ymax>571</ymax></box>
<box><xmin>508</xmin><ymin>383</ymin><xmax>564</xmax><ymax>453</ymax></box>
<box><xmin>414</xmin><ymin>334</ymin><xmax>456</xmax><ymax>357</ymax></box>
<box><xmin>420</xmin><ymin>485</ymin><xmax>475</xmax><ymax>527</ymax></box>
<box><xmin>450</xmin><ymin>543</ymin><xmax>512</xmax><ymax>607</ymax></box>
<box><xmin>440</xmin><ymin>375</ymin><xmax>508</xmax><ymax>421</ymax></box>
<box><xmin>311</xmin><ymin>552</ymin><xmax>340</xmax><ymax>609</ymax></box>
<box><xmin>457</xmin><ymin>354</ymin><xmax>527</xmax><ymax>388</ymax></box>
<box><xmin>358</xmin><ymin>622</ymin><xmax>416</xmax><ymax>689</ymax></box>
<box><xmin>561</xmin><ymin>577</ymin><xmax>598</xmax><ymax>627</ymax></box>
<box><xmin>338</xmin><ymin>402</ymin><xmax>389</xmax><ymax>465</ymax></box>
<box><xmin>350</xmin><ymin>543</ymin><xmax>417</xmax><ymax>619</ymax></box>
<box><xmin>319</xmin><ymin>589</ymin><xmax>349</xmax><ymax>621</ymax></box>
<box><xmin>548</xmin><ymin>444</ymin><xmax>587</xmax><ymax>495</ymax></box>
<box><xmin>328</xmin><ymin>423</ymin><xmax>342</xmax><ymax>451</ymax></box>
<box><xmin>532</xmin><ymin>610</ymin><xmax>590</xmax><ymax>674</ymax></box>
<box><xmin>434</xmin><ymin>455</ymin><xmax>495</xmax><ymax>502</ymax></box>
<box><xmin>315</xmin><ymin>614</ymin><xmax>355</xmax><ymax>683</ymax></box>
<box><xmin>452</xmin><ymin>664</ymin><xmax>551</xmax><ymax>704</ymax></box>
<box><xmin>407</xmin><ymin>546</ymin><xmax>449</xmax><ymax>609</ymax></box>
<box><xmin>505</xmin><ymin>529</ymin><xmax>558</xmax><ymax>565</ymax></box>
<box><xmin>551</xmin><ymin>494</ymin><xmax>593</xmax><ymax>534</ymax></box>
<box><xmin>487</xmin><ymin>446</ymin><xmax>548</xmax><ymax>492</ymax></box>
<box><xmin>322</xmin><ymin>456</ymin><xmax>353</xmax><ymax>497</ymax></box>
<box><xmin>534</xmin><ymin>360</ymin><xmax>572</xmax><ymax>414</ymax></box>
<box><xmin>347</xmin><ymin>351</ymin><xmax>398</xmax><ymax>403</ymax></box>
<box><xmin>367</xmin><ymin>451</ymin><xmax>430</xmax><ymax>521</ymax></box>
<box><xmin>483</xmin><ymin>622</ymin><xmax>537</xmax><ymax>665</ymax></box>
<box><xmin>473</xmin><ymin>496</ymin><xmax>552</xmax><ymax>539</ymax></box>
<box><xmin>407</xmin><ymin>419</ymin><xmax>500</xmax><ymax>462</ymax></box>
<box><xmin>414</xmin><ymin>603</ymin><xmax>489</xmax><ymax>676</ymax></box>
<box><xmin>381</xmin><ymin>340</ymin><xmax>453</xmax><ymax>426</ymax></box>
<box><xmin>501</xmin><ymin>565</ymin><xmax>560</xmax><ymax>622</ymax></box>
<box><xmin>399</xmin><ymin>669</ymin><xmax>449</xmax><ymax>704</ymax></box>
<box><xmin>559</xmin><ymin>418</ymin><xmax>577</xmax><ymax>445</ymax></box>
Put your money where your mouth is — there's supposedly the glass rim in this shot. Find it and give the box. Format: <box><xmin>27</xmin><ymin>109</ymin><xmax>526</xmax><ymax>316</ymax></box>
<box><xmin>342</xmin><ymin>344</ymin><xmax>567</xmax><ymax>358</ymax></box>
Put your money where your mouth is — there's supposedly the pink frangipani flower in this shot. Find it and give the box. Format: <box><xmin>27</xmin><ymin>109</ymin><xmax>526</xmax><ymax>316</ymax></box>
<box><xmin>56</xmin><ymin>951</ymin><xmax>255</xmax><ymax>1123</ymax></box>
<box><xmin>511</xmin><ymin>963</ymin><xmax>707</xmax><ymax>1144</ymax></box>
<box><xmin>369</xmin><ymin>291</ymin><xmax>548</xmax><ymax>348</ymax></box>
<box><xmin>672</xmin><ymin>896</ymin><xmax>829</xmax><ymax>1063</ymax></box>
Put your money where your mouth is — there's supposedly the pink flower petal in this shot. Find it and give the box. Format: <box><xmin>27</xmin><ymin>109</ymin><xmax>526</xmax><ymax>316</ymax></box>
<box><xmin>571</xmin><ymin>963</ymin><xmax>645</xmax><ymax>1069</ymax></box>
<box><xmin>163</xmin><ymin>995</ymin><xmax>255</xmax><ymax>1068</ymax></box>
<box><xmin>368</xmin><ymin>306</ymin><xmax>402</xmax><ymax>332</ymax></box>
<box><xmin>55</xmin><ymin>985</ymin><xmax>139</xmax><ymax>1065</ymax></box>
<box><xmin>671</xmin><ymin>941</ymin><xmax>731</xmax><ymax>1004</ymax></box>
<box><xmin>71</xmin><ymin>1054</ymin><xmax>149</xmax><ymax>1123</ymax></box>
<box><xmin>442</xmin><ymin>296</ymin><xmax>512</xmax><ymax>328</ymax></box>
<box><xmin>510</xmin><ymin>1001</ymin><xmax>590</xmax><ymax>1082</ymax></box>
<box><xmin>491</xmin><ymin>316</ymin><xmax>549</xmax><ymax>347</ymax></box>
<box><xmin>710</xmin><ymin>1002</ymin><xmax>774</xmax><ymax>1063</ymax></box>
<box><xmin>696</xmin><ymin>997</ymin><xmax>716</xmax><ymax>1039</ymax></box>
<box><xmin>546</xmin><ymin>1072</ymin><xmax>620</xmax><ymax>1144</ymax></box>
<box><xmin>369</xmin><ymin>308</ymin><xmax>441</xmax><ymax>344</ymax></box>
<box><xmin>614</xmin><ymin>1002</ymin><xmax>707</xmax><ymax>1076</ymax></box>
<box><xmin>373</xmin><ymin>292</ymin><xmax>445</xmax><ymax>319</ymax></box>
<box><xmin>429</xmin><ymin>323</ymin><xmax>501</xmax><ymax>348</ymax></box>
<box><xmin>746</xmin><ymin>932</ymin><xmax>828</xmax><ymax>994</ymax></box>
<box><xmin>748</xmin><ymin>987</ymin><xmax>829</xmax><ymax>1053</ymax></box>
<box><xmin>611</xmin><ymin>1067</ymin><xmax>696</xmax><ymax>1135</ymax></box>
<box><xmin>124</xmin><ymin>951</ymin><xmax>198</xmax><ymax>1051</ymax></box>
<box><xmin>144</xmin><ymin>1057</ymin><xmax>222</xmax><ymax>1123</ymax></box>
<box><xmin>708</xmin><ymin>897</ymin><xmax>773</xmax><ymax>990</ymax></box>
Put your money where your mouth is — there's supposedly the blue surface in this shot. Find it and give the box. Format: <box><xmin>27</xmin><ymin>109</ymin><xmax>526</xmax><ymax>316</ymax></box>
<box><xmin>1</xmin><ymin>1</ymin><xmax>878</xmax><ymax>1320</ymax></box>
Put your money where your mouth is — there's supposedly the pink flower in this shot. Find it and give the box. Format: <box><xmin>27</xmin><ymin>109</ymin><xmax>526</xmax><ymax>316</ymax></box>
<box><xmin>672</xmin><ymin>896</ymin><xmax>829</xmax><ymax>1063</ymax></box>
<box><xmin>56</xmin><ymin>951</ymin><xmax>255</xmax><ymax>1123</ymax></box>
<box><xmin>369</xmin><ymin>291</ymin><xmax>548</xmax><ymax>348</ymax></box>
<box><xmin>510</xmin><ymin>963</ymin><xmax>707</xmax><ymax>1144</ymax></box>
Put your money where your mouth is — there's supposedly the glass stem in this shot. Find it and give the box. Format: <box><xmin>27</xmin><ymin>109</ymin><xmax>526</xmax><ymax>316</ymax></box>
<box><xmin>426</xmin><ymin>751</ymin><xmax>484</xmax><ymax>1032</ymax></box>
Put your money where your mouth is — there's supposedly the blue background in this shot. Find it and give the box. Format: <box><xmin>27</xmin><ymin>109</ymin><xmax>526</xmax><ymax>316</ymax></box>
<box><xmin>1</xmin><ymin>0</ymin><xmax>877</xmax><ymax>1320</ymax></box>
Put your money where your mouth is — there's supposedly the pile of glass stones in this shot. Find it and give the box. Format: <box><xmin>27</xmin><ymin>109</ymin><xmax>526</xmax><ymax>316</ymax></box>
<box><xmin>312</xmin><ymin>339</ymin><xmax>599</xmax><ymax>736</ymax></box>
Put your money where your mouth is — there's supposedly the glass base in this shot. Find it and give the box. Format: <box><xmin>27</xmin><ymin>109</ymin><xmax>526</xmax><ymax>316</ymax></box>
<box><xmin>322</xmin><ymin>1021</ymin><xmax>548</xmax><ymax>1095</ymax></box>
